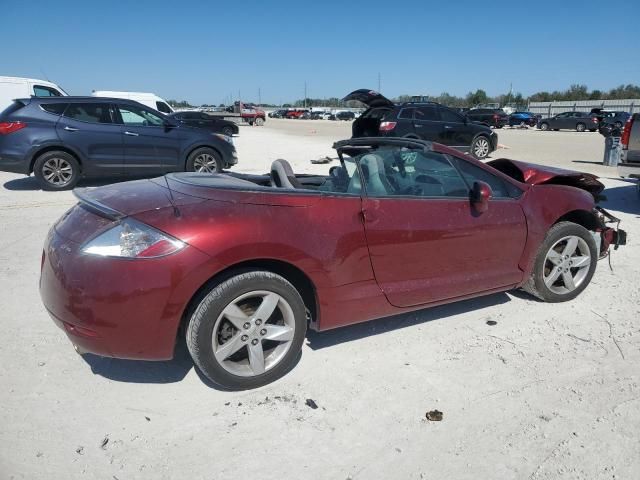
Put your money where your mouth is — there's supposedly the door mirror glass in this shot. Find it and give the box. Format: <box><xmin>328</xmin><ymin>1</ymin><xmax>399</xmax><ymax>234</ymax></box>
<box><xmin>470</xmin><ymin>181</ymin><xmax>492</xmax><ymax>213</ymax></box>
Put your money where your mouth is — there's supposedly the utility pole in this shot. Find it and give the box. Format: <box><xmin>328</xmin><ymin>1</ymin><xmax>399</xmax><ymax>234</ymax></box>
<box><xmin>378</xmin><ymin>72</ymin><xmax>381</xmax><ymax>92</ymax></box>
<box><xmin>258</xmin><ymin>88</ymin><xmax>261</xmax><ymax>106</ymax></box>
<box><xmin>304</xmin><ymin>81</ymin><xmax>307</xmax><ymax>109</ymax></box>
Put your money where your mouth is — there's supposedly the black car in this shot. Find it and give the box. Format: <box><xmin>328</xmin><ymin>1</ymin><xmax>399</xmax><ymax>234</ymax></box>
<box><xmin>0</xmin><ymin>97</ymin><xmax>237</xmax><ymax>190</ymax></box>
<box><xmin>335</xmin><ymin>111</ymin><xmax>356</xmax><ymax>121</ymax></box>
<box><xmin>537</xmin><ymin>111</ymin><xmax>599</xmax><ymax>132</ymax></box>
<box><xmin>344</xmin><ymin>89</ymin><xmax>497</xmax><ymax>159</ymax></box>
<box><xmin>169</xmin><ymin>111</ymin><xmax>239</xmax><ymax>136</ymax></box>
<box><xmin>597</xmin><ymin>111</ymin><xmax>631</xmax><ymax>129</ymax></box>
<box><xmin>465</xmin><ymin>108</ymin><xmax>509</xmax><ymax>128</ymax></box>
<box><xmin>309</xmin><ymin>111</ymin><xmax>326</xmax><ymax>120</ymax></box>
<box><xmin>268</xmin><ymin>109</ymin><xmax>288</xmax><ymax>118</ymax></box>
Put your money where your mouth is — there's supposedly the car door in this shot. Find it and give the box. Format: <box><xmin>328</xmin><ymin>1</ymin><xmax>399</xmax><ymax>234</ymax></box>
<box><xmin>553</xmin><ymin>112</ymin><xmax>570</xmax><ymax>129</ymax></box>
<box><xmin>359</xmin><ymin>147</ymin><xmax>527</xmax><ymax>307</ymax></box>
<box><xmin>56</xmin><ymin>102</ymin><xmax>124</xmax><ymax>175</ymax></box>
<box><xmin>438</xmin><ymin>107</ymin><xmax>473</xmax><ymax>148</ymax></box>
<box><xmin>412</xmin><ymin>105</ymin><xmax>443</xmax><ymax>142</ymax></box>
<box><xmin>115</xmin><ymin>103</ymin><xmax>182</xmax><ymax>173</ymax></box>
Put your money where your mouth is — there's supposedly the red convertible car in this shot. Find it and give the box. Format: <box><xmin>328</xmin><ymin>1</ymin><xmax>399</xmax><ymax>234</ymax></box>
<box><xmin>40</xmin><ymin>138</ymin><xmax>626</xmax><ymax>389</ymax></box>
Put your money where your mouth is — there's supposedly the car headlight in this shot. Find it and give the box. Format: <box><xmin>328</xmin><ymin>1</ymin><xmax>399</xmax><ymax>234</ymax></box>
<box><xmin>213</xmin><ymin>133</ymin><xmax>234</xmax><ymax>145</ymax></box>
<box><xmin>82</xmin><ymin>218</ymin><xmax>185</xmax><ymax>258</ymax></box>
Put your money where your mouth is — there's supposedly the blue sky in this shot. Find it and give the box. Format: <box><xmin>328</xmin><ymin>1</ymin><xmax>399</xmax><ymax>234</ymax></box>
<box><xmin>3</xmin><ymin>0</ymin><xmax>639</xmax><ymax>105</ymax></box>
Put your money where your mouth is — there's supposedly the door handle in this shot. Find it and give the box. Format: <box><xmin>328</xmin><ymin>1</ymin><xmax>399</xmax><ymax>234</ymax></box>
<box><xmin>413</xmin><ymin>124</ymin><xmax>423</xmax><ymax>128</ymax></box>
<box><xmin>63</xmin><ymin>126</ymin><xmax>79</xmax><ymax>132</ymax></box>
<box><xmin>124</xmin><ymin>131</ymin><xmax>139</xmax><ymax>136</ymax></box>
<box><xmin>444</xmin><ymin>125</ymin><xmax>453</xmax><ymax>129</ymax></box>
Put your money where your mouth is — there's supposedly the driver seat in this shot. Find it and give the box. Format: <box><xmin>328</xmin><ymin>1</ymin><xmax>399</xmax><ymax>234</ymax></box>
<box><xmin>270</xmin><ymin>159</ymin><xmax>303</xmax><ymax>189</ymax></box>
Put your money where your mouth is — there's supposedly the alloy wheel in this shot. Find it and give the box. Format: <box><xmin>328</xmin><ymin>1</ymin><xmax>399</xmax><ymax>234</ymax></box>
<box><xmin>474</xmin><ymin>138</ymin><xmax>490</xmax><ymax>158</ymax></box>
<box><xmin>192</xmin><ymin>153</ymin><xmax>218</xmax><ymax>173</ymax></box>
<box><xmin>42</xmin><ymin>157</ymin><xmax>73</xmax><ymax>186</ymax></box>
<box><xmin>543</xmin><ymin>235</ymin><xmax>591</xmax><ymax>294</ymax></box>
<box><xmin>212</xmin><ymin>290</ymin><xmax>296</xmax><ymax>377</ymax></box>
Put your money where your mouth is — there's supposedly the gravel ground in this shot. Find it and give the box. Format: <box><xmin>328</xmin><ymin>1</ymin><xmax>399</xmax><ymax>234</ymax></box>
<box><xmin>1</xmin><ymin>121</ymin><xmax>638</xmax><ymax>479</ymax></box>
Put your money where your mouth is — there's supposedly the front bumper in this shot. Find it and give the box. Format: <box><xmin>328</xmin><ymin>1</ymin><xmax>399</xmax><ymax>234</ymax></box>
<box><xmin>39</xmin><ymin>226</ymin><xmax>211</xmax><ymax>360</ymax></box>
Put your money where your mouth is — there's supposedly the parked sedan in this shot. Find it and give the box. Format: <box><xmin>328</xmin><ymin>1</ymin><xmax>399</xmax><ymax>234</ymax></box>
<box><xmin>40</xmin><ymin>137</ymin><xmax>625</xmax><ymax>389</ymax></box>
<box><xmin>335</xmin><ymin>111</ymin><xmax>356</xmax><ymax>121</ymax></box>
<box><xmin>0</xmin><ymin>97</ymin><xmax>237</xmax><ymax>189</ymax></box>
<box><xmin>169</xmin><ymin>111</ymin><xmax>239</xmax><ymax>137</ymax></box>
<box><xmin>508</xmin><ymin>111</ymin><xmax>537</xmax><ymax>127</ymax></box>
<box><xmin>537</xmin><ymin>111</ymin><xmax>599</xmax><ymax>132</ymax></box>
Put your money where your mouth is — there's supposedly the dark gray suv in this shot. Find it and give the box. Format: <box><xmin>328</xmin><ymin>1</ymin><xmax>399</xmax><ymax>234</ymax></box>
<box><xmin>0</xmin><ymin>97</ymin><xmax>237</xmax><ymax>189</ymax></box>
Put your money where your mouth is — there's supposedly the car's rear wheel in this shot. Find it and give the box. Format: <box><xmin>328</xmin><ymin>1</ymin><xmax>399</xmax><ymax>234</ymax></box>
<box><xmin>186</xmin><ymin>147</ymin><xmax>222</xmax><ymax>173</ymax></box>
<box><xmin>471</xmin><ymin>136</ymin><xmax>491</xmax><ymax>159</ymax></box>
<box><xmin>222</xmin><ymin>126</ymin><xmax>234</xmax><ymax>137</ymax></box>
<box><xmin>255</xmin><ymin>117</ymin><xmax>265</xmax><ymax>126</ymax></box>
<box><xmin>33</xmin><ymin>151</ymin><xmax>80</xmax><ymax>190</ymax></box>
<box><xmin>186</xmin><ymin>271</ymin><xmax>307</xmax><ymax>390</ymax></box>
<box><xmin>576</xmin><ymin>123</ymin><xmax>586</xmax><ymax>132</ymax></box>
<box><xmin>522</xmin><ymin>222</ymin><xmax>597</xmax><ymax>302</ymax></box>
<box><xmin>539</xmin><ymin>122</ymin><xmax>549</xmax><ymax>131</ymax></box>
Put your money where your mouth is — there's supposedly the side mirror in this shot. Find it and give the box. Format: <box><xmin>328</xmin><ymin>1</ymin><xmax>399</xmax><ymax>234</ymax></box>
<box><xmin>163</xmin><ymin>120</ymin><xmax>176</xmax><ymax>130</ymax></box>
<box><xmin>470</xmin><ymin>181</ymin><xmax>492</xmax><ymax>213</ymax></box>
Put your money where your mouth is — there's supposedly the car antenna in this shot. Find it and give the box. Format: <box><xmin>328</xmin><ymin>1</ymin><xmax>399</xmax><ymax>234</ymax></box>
<box><xmin>163</xmin><ymin>175</ymin><xmax>181</xmax><ymax>217</ymax></box>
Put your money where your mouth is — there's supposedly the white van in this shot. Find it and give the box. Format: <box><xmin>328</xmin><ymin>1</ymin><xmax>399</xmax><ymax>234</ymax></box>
<box><xmin>91</xmin><ymin>91</ymin><xmax>174</xmax><ymax>114</ymax></box>
<box><xmin>0</xmin><ymin>76</ymin><xmax>68</xmax><ymax>111</ymax></box>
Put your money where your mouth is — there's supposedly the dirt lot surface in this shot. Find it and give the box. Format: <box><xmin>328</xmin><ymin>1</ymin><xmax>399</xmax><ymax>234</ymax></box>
<box><xmin>1</xmin><ymin>121</ymin><xmax>638</xmax><ymax>479</ymax></box>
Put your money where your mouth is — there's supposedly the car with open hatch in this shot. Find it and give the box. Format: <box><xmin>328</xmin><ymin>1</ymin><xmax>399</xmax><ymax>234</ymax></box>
<box><xmin>39</xmin><ymin>137</ymin><xmax>626</xmax><ymax>390</ymax></box>
<box><xmin>345</xmin><ymin>89</ymin><xmax>497</xmax><ymax>159</ymax></box>
<box><xmin>0</xmin><ymin>97</ymin><xmax>237</xmax><ymax>190</ymax></box>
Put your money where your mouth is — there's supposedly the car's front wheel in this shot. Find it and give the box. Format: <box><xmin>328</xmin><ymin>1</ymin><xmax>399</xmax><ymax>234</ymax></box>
<box><xmin>523</xmin><ymin>222</ymin><xmax>597</xmax><ymax>302</ymax></box>
<box><xmin>471</xmin><ymin>136</ymin><xmax>491</xmax><ymax>159</ymax></box>
<box><xmin>186</xmin><ymin>147</ymin><xmax>222</xmax><ymax>173</ymax></box>
<box><xmin>33</xmin><ymin>151</ymin><xmax>80</xmax><ymax>190</ymax></box>
<box><xmin>539</xmin><ymin>122</ymin><xmax>549</xmax><ymax>131</ymax></box>
<box><xmin>187</xmin><ymin>271</ymin><xmax>307</xmax><ymax>390</ymax></box>
<box><xmin>576</xmin><ymin>123</ymin><xmax>586</xmax><ymax>132</ymax></box>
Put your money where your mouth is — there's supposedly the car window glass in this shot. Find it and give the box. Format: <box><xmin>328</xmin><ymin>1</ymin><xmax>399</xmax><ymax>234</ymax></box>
<box><xmin>449</xmin><ymin>156</ymin><xmax>515</xmax><ymax>198</ymax></box>
<box><xmin>118</xmin><ymin>105</ymin><xmax>164</xmax><ymax>126</ymax></box>
<box><xmin>156</xmin><ymin>101</ymin><xmax>172</xmax><ymax>114</ymax></box>
<box><xmin>398</xmin><ymin>108</ymin><xmax>415</xmax><ymax>120</ymax></box>
<box><xmin>41</xmin><ymin>103</ymin><xmax>68</xmax><ymax>115</ymax></box>
<box><xmin>64</xmin><ymin>103</ymin><xmax>114</xmax><ymax>123</ymax></box>
<box><xmin>358</xmin><ymin>147</ymin><xmax>468</xmax><ymax>198</ymax></box>
<box><xmin>414</xmin><ymin>106</ymin><xmax>439</xmax><ymax>121</ymax></box>
<box><xmin>33</xmin><ymin>85</ymin><xmax>62</xmax><ymax>97</ymax></box>
<box><xmin>440</xmin><ymin>108</ymin><xmax>463</xmax><ymax>123</ymax></box>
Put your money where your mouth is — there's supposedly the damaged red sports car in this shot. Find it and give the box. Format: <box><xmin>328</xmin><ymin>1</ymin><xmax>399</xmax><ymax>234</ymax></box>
<box><xmin>39</xmin><ymin>137</ymin><xmax>626</xmax><ymax>389</ymax></box>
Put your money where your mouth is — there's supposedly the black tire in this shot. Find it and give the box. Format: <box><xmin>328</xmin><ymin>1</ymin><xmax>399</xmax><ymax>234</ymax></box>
<box><xmin>614</xmin><ymin>121</ymin><xmax>623</xmax><ymax>129</ymax></box>
<box><xmin>187</xmin><ymin>271</ymin><xmax>308</xmax><ymax>390</ymax></box>
<box><xmin>576</xmin><ymin>123</ymin><xmax>586</xmax><ymax>132</ymax></box>
<box><xmin>522</xmin><ymin>222</ymin><xmax>597</xmax><ymax>303</ymax></box>
<box><xmin>33</xmin><ymin>150</ymin><xmax>80</xmax><ymax>190</ymax></box>
<box><xmin>470</xmin><ymin>135</ymin><xmax>491</xmax><ymax>159</ymax></box>
<box><xmin>539</xmin><ymin>122</ymin><xmax>549</xmax><ymax>131</ymax></box>
<box><xmin>221</xmin><ymin>126</ymin><xmax>234</xmax><ymax>137</ymax></box>
<box><xmin>186</xmin><ymin>147</ymin><xmax>222</xmax><ymax>173</ymax></box>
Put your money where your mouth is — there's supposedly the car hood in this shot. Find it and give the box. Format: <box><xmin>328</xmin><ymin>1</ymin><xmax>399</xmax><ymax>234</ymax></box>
<box><xmin>487</xmin><ymin>158</ymin><xmax>605</xmax><ymax>196</ymax></box>
<box><xmin>342</xmin><ymin>89</ymin><xmax>395</xmax><ymax>109</ymax></box>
